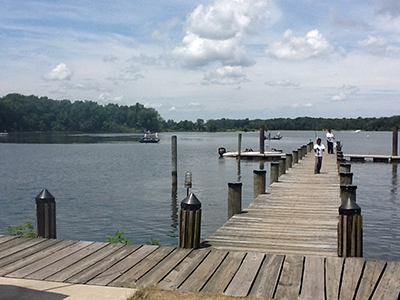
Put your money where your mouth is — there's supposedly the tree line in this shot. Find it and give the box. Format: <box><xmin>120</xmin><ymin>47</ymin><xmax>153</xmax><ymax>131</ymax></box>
<box><xmin>1</xmin><ymin>93</ymin><xmax>399</xmax><ymax>133</ymax></box>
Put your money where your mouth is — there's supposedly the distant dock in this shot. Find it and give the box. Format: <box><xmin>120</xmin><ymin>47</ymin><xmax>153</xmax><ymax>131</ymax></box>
<box><xmin>344</xmin><ymin>154</ymin><xmax>400</xmax><ymax>163</ymax></box>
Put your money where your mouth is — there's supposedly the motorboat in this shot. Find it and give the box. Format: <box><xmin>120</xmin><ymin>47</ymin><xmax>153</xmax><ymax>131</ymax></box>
<box><xmin>139</xmin><ymin>131</ymin><xmax>160</xmax><ymax>143</ymax></box>
<box><xmin>265</xmin><ymin>132</ymin><xmax>282</xmax><ymax>140</ymax></box>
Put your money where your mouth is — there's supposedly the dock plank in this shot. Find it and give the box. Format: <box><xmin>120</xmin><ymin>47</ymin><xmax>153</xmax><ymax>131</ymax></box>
<box><xmin>300</xmin><ymin>256</ymin><xmax>325</xmax><ymax>300</ymax></box>
<box><xmin>355</xmin><ymin>259</ymin><xmax>386</xmax><ymax>300</ymax></box>
<box><xmin>339</xmin><ymin>257</ymin><xmax>364</xmax><ymax>300</ymax></box>
<box><xmin>372</xmin><ymin>261</ymin><xmax>400</xmax><ymax>300</ymax></box>
<box><xmin>274</xmin><ymin>255</ymin><xmax>303</xmax><ymax>300</ymax></box>
<box><xmin>224</xmin><ymin>252</ymin><xmax>264</xmax><ymax>297</ymax></box>
<box><xmin>325</xmin><ymin>256</ymin><xmax>344</xmax><ymax>300</ymax></box>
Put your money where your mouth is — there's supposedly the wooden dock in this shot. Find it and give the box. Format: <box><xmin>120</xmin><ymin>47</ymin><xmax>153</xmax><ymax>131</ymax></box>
<box><xmin>344</xmin><ymin>154</ymin><xmax>400</xmax><ymax>162</ymax></box>
<box><xmin>1</xmin><ymin>150</ymin><xmax>400</xmax><ymax>299</ymax></box>
<box><xmin>1</xmin><ymin>234</ymin><xmax>400</xmax><ymax>299</ymax></box>
<box><xmin>205</xmin><ymin>150</ymin><xmax>340</xmax><ymax>256</ymax></box>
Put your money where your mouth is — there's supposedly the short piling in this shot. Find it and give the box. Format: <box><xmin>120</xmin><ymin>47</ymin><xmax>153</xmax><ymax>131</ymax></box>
<box><xmin>270</xmin><ymin>162</ymin><xmax>279</xmax><ymax>183</ymax></box>
<box><xmin>340</xmin><ymin>184</ymin><xmax>357</xmax><ymax>203</ymax></box>
<box><xmin>35</xmin><ymin>189</ymin><xmax>56</xmax><ymax>239</ymax></box>
<box><xmin>253</xmin><ymin>170</ymin><xmax>266</xmax><ymax>200</ymax></box>
<box><xmin>179</xmin><ymin>193</ymin><xmax>202</xmax><ymax>249</ymax></box>
<box><xmin>340</xmin><ymin>172</ymin><xmax>353</xmax><ymax>185</ymax></box>
<box><xmin>259</xmin><ymin>126</ymin><xmax>265</xmax><ymax>154</ymax></box>
<box><xmin>228</xmin><ymin>183</ymin><xmax>242</xmax><ymax>219</ymax></box>
<box><xmin>338</xmin><ymin>198</ymin><xmax>363</xmax><ymax>257</ymax></box>
<box><xmin>286</xmin><ymin>153</ymin><xmax>292</xmax><ymax>169</ymax></box>
<box><xmin>393</xmin><ymin>125</ymin><xmax>398</xmax><ymax>156</ymax></box>
<box><xmin>293</xmin><ymin>150</ymin><xmax>299</xmax><ymax>164</ymax></box>
<box><xmin>339</xmin><ymin>163</ymin><xmax>351</xmax><ymax>173</ymax></box>
<box><xmin>279</xmin><ymin>157</ymin><xmax>286</xmax><ymax>177</ymax></box>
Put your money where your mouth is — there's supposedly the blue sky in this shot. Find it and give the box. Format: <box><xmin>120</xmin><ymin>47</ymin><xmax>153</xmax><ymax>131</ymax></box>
<box><xmin>1</xmin><ymin>0</ymin><xmax>400</xmax><ymax>121</ymax></box>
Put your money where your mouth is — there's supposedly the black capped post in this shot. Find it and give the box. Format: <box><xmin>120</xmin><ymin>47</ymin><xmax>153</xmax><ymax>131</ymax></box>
<box><xmin>179</xmin><ymin>193</ymin><xmax>202</xmax><ymax>249</ymax></box>
<box><xmin>35</xmin><ymin>189</ymin><xmax>56</xmax><ymax>238</ymax></box>
<box><xmin>338</xmin><ymin>198</ymin><xmax>363</xmax><ymax>257</ymax></box>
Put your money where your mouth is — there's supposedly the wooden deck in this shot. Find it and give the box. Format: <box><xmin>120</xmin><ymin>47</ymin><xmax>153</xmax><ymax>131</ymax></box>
<box><xmin>1</xmin><ymin>150</ymin><xmax>400</xmax><ymax>299</ymax></box>
<box><xmin>0</xmin><ymin>235</ymin><xmax>400</xmax><ymax>299</ymax></box>
<box><xmin>205</xmin><ymin>150</ymin><xmax>340</xmax><ymax>256</ymax></box>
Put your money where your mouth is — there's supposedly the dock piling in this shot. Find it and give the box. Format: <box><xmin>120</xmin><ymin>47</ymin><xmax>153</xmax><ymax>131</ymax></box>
<box><xmin>338</xmin><ymin>198</ymin><xmax>363</xmax><ymax>257</ymax></box>
<box><xmin>339</xmin><ymin>172</ymin><xmax>353</xmax><ymax>185</ymax></box>
<box><xmin>340</xmin><ymin>184</ymin><xmax>357</xmax><ymax>203</ymax></box>
<box><xmin>270</xmin><ymin>162</ymin><xmax>279</xmax><ymax>183</ymax></box>
<box><xmin>228</xmin><ymin>183</ymin><xmax>242</xmax><ymax>218</ymax></box>
<box><xmin>259</xmin><ymin>126</ymin><xmax>265</xmax><ymax>154</ymax></box>
<box><xmin>171</xmin><ymin>135</ymin><xmax>177</xmax><ymax>186</ymax></box>
<box><xmin>179</xmin><ymin>193</ymin><xmax>201</xmax><ymax>249</ymax></box>
<box><xmin>393</xmin><ymin>125</ymin><xmax>398</xmax><ymax>156</ymax></box>
<box><xmin>253</xmin><ymin>170</ymin><xmax>266</xmax><ymax>200</ymax></box>
<box><xmin>35</xmin><ymin>189</ymin><xmax>56</xmax><ymax>239</ymax></box>
<box><xmin>293</xmin><ymin>150</ymin><xmax>299</xmax><ymax>164</ymax></box>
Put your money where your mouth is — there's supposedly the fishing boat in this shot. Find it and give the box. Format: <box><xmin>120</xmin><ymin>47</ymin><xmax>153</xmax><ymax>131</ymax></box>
<box><xmin>139</xmin><ymin>131</ymin><xmax>160</xmax><ymax>143</ymax></box>
<box><xmin>265</xmin><ymin>132</ymin><xmax>282</xmax><ymax>140</ymax></box>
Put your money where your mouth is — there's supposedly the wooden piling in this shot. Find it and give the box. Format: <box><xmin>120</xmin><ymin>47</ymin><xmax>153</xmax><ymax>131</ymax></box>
<box><xmin>259</xmin><ymin>126</ymin><xmax>265</xmax><ymax>154</ymax></box>
<box><xmin>179</xmin><ymin>193</ymin><xmax>201</xmax><ymax>249</ymax></box>
<box><xmin>171</xmin><ymin>135</ymin><xmax>177</xmax><ymax>185</ymax></box>
<box><xmin>286</xmin><ymin>153</ymin><xmax>292</xmax><ymax>169</ymax></box>
<box><xmin>293</xmin><ymin>150</ymin><xmax>299</xmax><ymax>164</ymax></box>
<box><xmin>253</xmin><ymin>170</ymin><xmax>266</xmax><ymax>200</ymax></box>
<box><xmin>270</xmin><ymin>162</ymin><xmax>279</xmax><ymax>183</ymax></box>
<box><xmin>298</xmin><ymin>148</ymin><xmax>303</xmax><ymax>160</ymax></box>
<box><xmin>278</xmin><ymin>157</ymin><xmax>286</xmax><ymax>177</ymax></box>
<box><xmin>237</xmin><ymin>133</ymin><xmax>242</xmax><ymax>162</ymax></box>
<box><xmin>393</xmin><ymin>125</ymin><xmax>398</xmax><ymax>156</ymax></box>
<box><xmin>228</xmin><ymin>183</ymin><xmax>242</xmax><ymax>219</ymax></box>
<box><xmin>339</xmin><ymin>163</ymin><xmax>351</xmax><ymax>173</ymax></box>
<box><xmin>339</xmin><ymin>172</ymin><xmax>353</xmax><ymax>185</ymax></box>
<box><xmin>35</xmin><ymin>189</ymin><xmax>56</xmax><ymax>239</ymax></box>
<box><xmin>338</xmin><ymin>198</ymin><xmax>363</xmax><ymax>258</ymax></box>
<box><xmin>340</xmin><ymin>184</ymin><xmax>357</xmax><ymax>203</ymax></box>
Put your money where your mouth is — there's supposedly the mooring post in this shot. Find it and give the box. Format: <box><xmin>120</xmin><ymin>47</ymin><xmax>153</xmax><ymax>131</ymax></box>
<box><xmin>171</xmin><ymin>135</ymin><xmax>177</xmax><ymax>186</ymax></box>
<box><xmin>35</xmin><ymin>189</ymin><xmax>56</xmax><ymax>239</ymax></box>
<box><xmin>253</xmin><ymin>170</ymin><xmax>266</xmax><ymax>200</ymax></box>
<box><xmin>293</xmin><ymin>150</ymin><xmax>299</xmax><ymax>164</ymax></box>
<box><xmin>178</xmin><ymin>193</ymin><xmax>201</xmax><ymax>249</ymax></box>
<box><xmin>339</xmin><ymin>163</ymin><xmax>351</xmax><ymax>173</ymax></box>
<box><xmin>340</xmin><ymin>184</ymin><xmax>357</xmax><ymax>203</ymax></box>
<box><xmin>340</xmin><ymin>172</ymin><xmax>353</xmax><ymax>185</ymax></box>
<box><xmin>393</xmin><ymin>125</ymin><xmax>398</xmax><ymax>156</ymax></box>
<box><xmin>298</xmin><ymin>148</ymin><xmax>303</xmax><ymax>160</ymax></box>
<box><xmin>270</xmin><ymin>162</ymin><xmax>279</xmax><ymax>184</ymax></box>
<box><xmin>286</xmin><ymin>153</ymin><xmax>292</xmax><ymax>170</ymax></box>
<box><xmin>338</xmin><ymin>198</ymin><xmax>363</xmax><ymax>257</ymax></box>
<box><xmin>279</xmin><ymin>157</ymin><xmax>286</xmax><ymax>177</ymax></box>
<box><xmin>237</xmin><ymin>133</ymin><xmax>242</xmax><ymax>161</ymax></box>
<box><xmin>228</xmin><ymin>183</ymin><xmax>242</xmax><ymax>219</ymax></box>
<box><xmin>259</xmin><ymin>125</ymin><xmax>265</xmax><ymax>154</ymax></box>
<box><xmin>302</xmin><ymin>145</ymin><xmax>307</xmax><ymax>157</ymax></box>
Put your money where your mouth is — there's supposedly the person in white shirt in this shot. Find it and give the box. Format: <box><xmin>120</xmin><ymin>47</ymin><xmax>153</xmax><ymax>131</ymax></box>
<box><xmin>326</xmin><ymin>129</ymin><xmax>335</xmax><ymax>154</ymax></box>
<box><xmin>314</xmin><ymin>138</ymin><xmax>325</xmax><ymax>174</ymax></box>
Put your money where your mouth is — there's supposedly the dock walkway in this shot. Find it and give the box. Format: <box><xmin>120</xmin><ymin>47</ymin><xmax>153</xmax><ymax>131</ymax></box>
<box><xmin>204</xmin><ymin>150</ymin><xmax>340</xmax><ymax>256</ymax></box>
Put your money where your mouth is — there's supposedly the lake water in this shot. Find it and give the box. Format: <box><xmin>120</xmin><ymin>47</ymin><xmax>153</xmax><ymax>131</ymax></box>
<box><xmin>0</xmin><ymin>131</ymin><xmax>399</xmax><ymax>261</ymax></box>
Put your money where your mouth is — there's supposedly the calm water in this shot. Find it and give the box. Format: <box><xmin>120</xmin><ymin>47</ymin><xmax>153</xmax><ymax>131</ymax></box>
<box><xmin>0</xmin><ymin>131</ymin><xmax>399</xmax><ymax>261</ymax></box>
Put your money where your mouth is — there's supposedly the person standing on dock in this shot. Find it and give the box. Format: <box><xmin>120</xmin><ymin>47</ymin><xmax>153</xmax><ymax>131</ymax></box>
<box><xmin>326</xmin><ymin>129</ymin><xmax>335</xmax><ymax>154</ymax></box>
<box><xmin>314</xmin><ymin>138</ymin><xmax>325</xmax><ymax>174</ymax></box>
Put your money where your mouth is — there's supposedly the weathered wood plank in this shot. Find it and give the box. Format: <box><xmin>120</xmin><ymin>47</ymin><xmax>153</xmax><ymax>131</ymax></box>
<box><xmin>135</xmin><ymin>248</ymin><xmax>192</xmax><ymax>288</ymax></box>
<box><xmin>0</xmin><ymin>238</ymin><xmax>47</xmax><ymax>260</ymax></box>
<box><xmin>157</xmin><ymin>249</ymin><xmax>210</xmax><ymax>290</ymax></box>
<box><xmin>326</xmin><ymin>256</ymin><xmax>344</xmax><ymax>300</ymax></box>
<box><xmin>46</xmin><ymin>243</ymin><xmax>125</xmax><ymax>282</ymax></box>
<box><xmin>66</xmin><ymin>244</ymin><xmax>142</xmax><ymax>284</ymax></box>
<box><xmin>354</xmin><ymin>259</ymin><xmax>386</xmax><ymax>300</ymax></box>
<box><xmin>339</xmin><ymin>257</ymin><xmax>364</xmax><ymax>300</ymax></box>
<box><xmin>108</xmin><ymin>246</ymin><xmax>176</xmax><ymax>287</ymax></box>
<box><xmin>26</xmin><ymin>242</ymin><xmax>108</xmax><ymax>280</ymax></box>
<box><xmin>6</xmin><ymin>241</ymin><xmax>92</xmax><ymax>278</ymax></box>
<box><xmin>86</xmin><ymin>245</ymin><xmax>158</xmax><ymax>286</ymax></box>
<box><xmin>0</xmin><ymin>240</ymin><xmax>73</xmax><ymax>276</ymax></box>
<box><xmin>274</xmin><ymin>255</ymin><xmax>304</xmax><ymax>300</ymax></box>
<box><xmin>224</xmin><ymin>252</ymin><xmax>264</xmax><ymax>297</ymax></box>
<box><xmin>371</xmin><ymin>261</ymin><xmax>400</xmax><ymax>300</ymax></box>
<box><xmin>0</xmin><ymin>235</ymin><xmax>18</xmax><ymax>245</ymax></box>
<box><xmin>0</xmin><ymin>237</ymin><xmax>31</xmax><ymax>253</ymax></box>
<box><xmin>300</xmin><ymin>256</ymin><xmax>325</xmax><ymax>300</ymax></box>
<box><xmin>179</xmin><ymin>250</ymin><xmax>228</xmax><ymax>293</ymax></box>
<box><xmin>201</xmin><ymin>251</ymin><xmax>245</xmax><ymax>295</ymax></box>
<box><xmin>248</xmin><ymin>253</ymin><xmax>284</xmax><ymax>299</ymax></box>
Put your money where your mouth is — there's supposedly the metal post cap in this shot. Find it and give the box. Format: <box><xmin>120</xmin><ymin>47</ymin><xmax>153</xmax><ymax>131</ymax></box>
<box><xmin>35</xmin><ymin>189</ymin><xmax>55</xmax><ymax>203</ymax></box>
<box><xmin>339</xmin><ymin>198</ymin><xmax>361</xmax><ymax>215</ymax></box>
<box><xmin>181</xmin><ymin>193</ymin><xmax>201</xmax><ymax>210</ymax></box>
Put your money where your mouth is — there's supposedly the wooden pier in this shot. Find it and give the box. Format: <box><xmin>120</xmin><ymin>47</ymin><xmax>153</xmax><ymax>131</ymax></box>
<box><xmin>1</xmin><ymin>150</ymin><xmax>400</xmax><ymax>299</ymax></box>
<box><xmin>344</xmin><ymin>154</ymin><xmax>400</xmax><ymax>163</ymax></box>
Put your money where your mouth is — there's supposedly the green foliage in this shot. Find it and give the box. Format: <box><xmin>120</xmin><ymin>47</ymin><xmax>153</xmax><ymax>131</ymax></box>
<box><xmin>5</xmin><ymin>219</ymin><xmax>36</xmax><ymax>238</ymax></box>
<box><xmin>146</xmin><ymin>237</ymin><xmax>160</xmax><ymax>245</ymax></box>
<box><xmin>106</xmin><ymin>230</ymin><xmax>131</xmax><ymax>245</ymax></box>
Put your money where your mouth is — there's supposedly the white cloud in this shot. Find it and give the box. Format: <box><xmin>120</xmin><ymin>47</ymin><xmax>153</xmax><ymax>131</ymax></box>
<box><xmin>172</xmin><ymin>0</ymin><xmax>273</xmax><ymax>69</ymax></box>
<box><xmin>266</xmin><ymin>29</ymin><xmax>333</xmax><ymax>60</ymax></box>
<box><xmin>265</xmin><ymin>79</ymin><xmax>300</xmax><ymax>87</ymax></box>
<box><xmin>43</xmin><ymin>63</ymin><xmax>73</xmax><ymax>81</ymax></box>
<box><xmin>332</xmin><ymin>93</ymin><xmax>346</xmax><ymax>101</ymax></box>
<box><xmin>202</xmin><ymin>66</ymin><xmax>249</xmax><ymax>85</ymax></box>
<box><xmin>169</xmin><ymin>106</ymin><xmax>178</xmax><ymax>112</ymax></box>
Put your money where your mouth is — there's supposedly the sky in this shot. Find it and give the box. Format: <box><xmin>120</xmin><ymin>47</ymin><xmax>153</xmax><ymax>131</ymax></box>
<box><xmin>1</xmin><ymin>0</ymin><xmax>400</xmax><ymax>121</ymax></box>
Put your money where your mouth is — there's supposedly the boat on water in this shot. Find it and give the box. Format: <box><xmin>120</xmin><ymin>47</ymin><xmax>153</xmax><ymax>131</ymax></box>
<box><xmin>265</xmin><ymin>132</ymin><xmax>282</xmax><ymax>140</ymax></box>
<box><xmin>139</xmin><ymin>131</ymin><xmax>160</xmax><ymax>143</ymax></box>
